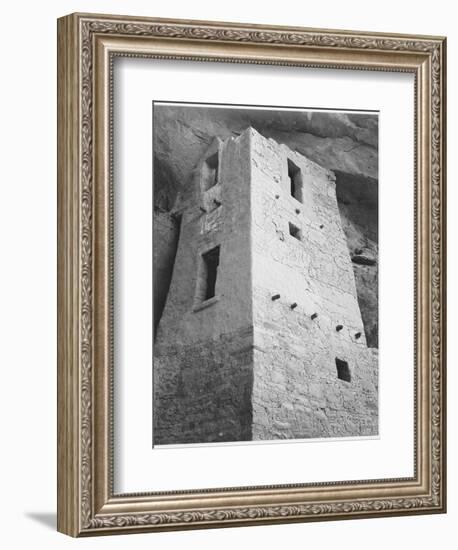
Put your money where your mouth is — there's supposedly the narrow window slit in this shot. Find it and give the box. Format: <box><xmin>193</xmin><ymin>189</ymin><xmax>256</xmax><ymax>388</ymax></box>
<box><xmin>202</xmin><ymin>152</ymin><xmax>219</xmax><ymax>191</ymax></box>
<box><xmin>201</xmin><ymin>246</ymin><xmax>220</xmax><ymax>301</ymax></box>
<box><xmin>335</xmin><ymin>358</ymin><xmax>351</xmax><ymax>382</ymax></box>
<box><xmin>287</xmin><ymin>158</ymin><xmax>303</xmax><ymax>202</ymax></box>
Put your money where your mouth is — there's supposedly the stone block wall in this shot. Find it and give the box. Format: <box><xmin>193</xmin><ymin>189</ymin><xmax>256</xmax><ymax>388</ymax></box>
<box><xmin>154</xmin><ymin>327</ymin><xmax>254</xmax><ymax>444</ymax></box>
<box><xmin>153</xmin><ymin>127</ymin><xmax>378</xmax><ymax>445</ymax></box>
<box><xmin>153</xmin><ymin>131</ymin><xmax>255</xmax><ymax>444</ymax></box>
<box><xmin>250</xmin><ymin>129</ymin><xmax>378</xmax><ymax>439</ymax></box>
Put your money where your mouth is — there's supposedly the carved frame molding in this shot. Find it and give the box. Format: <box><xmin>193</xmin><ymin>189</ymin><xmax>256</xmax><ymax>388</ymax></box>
<box><xmin>57</xmin><ymin>13</ymin><xmax>446</xmax><ymax>536</ymax></box>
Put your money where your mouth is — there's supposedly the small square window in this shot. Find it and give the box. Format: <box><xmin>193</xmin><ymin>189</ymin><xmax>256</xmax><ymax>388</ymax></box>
<box><xmin>289</xmin><ymin>222</ymin><xmax>301</xmax><ymax>241</ymax></box>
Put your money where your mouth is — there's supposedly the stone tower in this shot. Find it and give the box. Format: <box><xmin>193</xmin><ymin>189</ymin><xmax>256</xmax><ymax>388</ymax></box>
<box><xmin>153</xmin><ymin>127</ymin><xmax>378</xmax><ymax>445</ymax></box>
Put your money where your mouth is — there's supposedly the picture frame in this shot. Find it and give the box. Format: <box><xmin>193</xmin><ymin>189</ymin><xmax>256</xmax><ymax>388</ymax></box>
<box><xmin>57</xmin><ymin>12</ymin><xmax>446</xmax><ymax>537</ymax></box>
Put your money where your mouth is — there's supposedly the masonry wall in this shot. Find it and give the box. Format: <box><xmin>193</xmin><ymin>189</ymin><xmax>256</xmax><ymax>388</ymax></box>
<box><xmin>153</xmin><ymin>131</ymin><xmax>255</xmax><ymax>445</ymax></box>
<box><xmin>250</xmin><ymin>130</ymin><xmax>378</xmax><ymax>439</ymax></box>
<box><xmin>154</xmin><ymin>127</ymin><xmax>378</xmax><ymax>445</ymax></box>
<box><xmin>154</xmin><ymin>329</ymin><xmax>254</xmax><ymax>444</ymax></box>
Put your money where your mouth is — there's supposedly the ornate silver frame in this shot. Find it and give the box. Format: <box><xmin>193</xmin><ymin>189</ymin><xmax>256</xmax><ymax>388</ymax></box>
<box><xmin>57</xmin><ymin>12</ymin><xmax>446</xmax><ymax>536</ymax></box>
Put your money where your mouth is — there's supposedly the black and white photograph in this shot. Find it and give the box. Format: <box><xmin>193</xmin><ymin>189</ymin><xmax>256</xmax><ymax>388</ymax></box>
<box><xmin>152</xmin><ymin>102</ymin><xmax>379</xmax><ymax>446</ymax></box>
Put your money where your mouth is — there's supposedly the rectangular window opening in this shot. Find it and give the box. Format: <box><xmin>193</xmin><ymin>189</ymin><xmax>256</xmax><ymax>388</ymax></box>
<box><xmin>201</xmin><ymin>246</ymin><xmax>220</xmax><ymax>301</ymax></box>
<box><xmin>287</xmin><ymin>158</ymin><xmax>303</xmax><ymax>202</ymax></box>
<box><xmin>335</xmin><ymin>358</ymin><xmax>351</xmax><ymax>382</ymax></box>
<box><xmin>289</xmin><ymin>222</ymin><xmax>301</xmax><ymax>241</ymax></box>
<box><xmin>202</xmin><ymin>152</ymin><xmax>219</xmax><ymax>191</ymax></box>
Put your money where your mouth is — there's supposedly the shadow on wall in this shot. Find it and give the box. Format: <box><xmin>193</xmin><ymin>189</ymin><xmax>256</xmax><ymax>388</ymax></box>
<box><xmin>25</xmin><ymin>512</ymin><xmax>56</xmax><ymax>531</ymax></box>
<box><xmin>153</xmin><ymin>210</ymin><xmax>181</xmax><ymax>337</ymax></box>
<box><xmin>334</xmin><ymin>170</ymin><xmax>378</xmax><ymax>348</ymax></box>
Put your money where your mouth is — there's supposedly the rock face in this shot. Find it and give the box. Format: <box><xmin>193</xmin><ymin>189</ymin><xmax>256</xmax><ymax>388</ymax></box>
<box><xmin>153</xmin><ymin>105</ymin><xmax>378</xmax><ymax>347</ymax></box>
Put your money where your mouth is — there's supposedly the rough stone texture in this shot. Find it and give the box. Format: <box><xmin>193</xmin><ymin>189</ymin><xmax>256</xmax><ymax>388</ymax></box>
<box><xmin>250</xmin><ymin>131</ymin><xmax>377</xmax><ymax>439</ymax></box>
<box><xmin>153</xmin><ymin>105</ymin><xmax>378</xmax><ymax>348</ymax></box>
<box><xmin>153</xmin><ymin>128</ymin><xmax>378</xmax><ymax>445</ymax></box>
<box><xmin>154</xmin><ymin>329</ymin><xmax>254</xmax><ymax>444</ymax></box>
<box><xmin>154</xmin><ymin>132</ymin><xmax>255</xmax><ymax>444</ymax></box>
